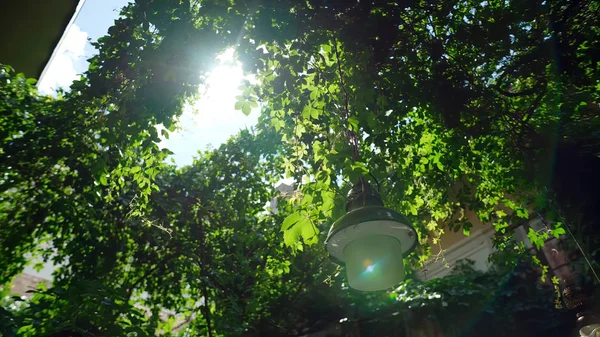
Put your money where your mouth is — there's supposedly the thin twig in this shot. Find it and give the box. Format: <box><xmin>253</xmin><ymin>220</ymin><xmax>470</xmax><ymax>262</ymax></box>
<box><xmin>332</xmin><ymin>36</ymin><xmax>360</xmax><ymax>162</ymax></box>
<box><xmin>332</xmin><ymin>38</ymin><xmax>350</xmax><ymax>120</ymax></box>
<box><xmin>538</xmin><ymin>209</ymin><xmax>600</xmax><ymax>285</ymax></box>
<box><xmin>563</xmin><ymin>219</ymin><xmax>600</xmax><ymax>285</ymax></box>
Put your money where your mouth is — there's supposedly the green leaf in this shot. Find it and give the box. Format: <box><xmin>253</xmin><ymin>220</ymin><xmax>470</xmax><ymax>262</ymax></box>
<box><xmin>320</xmin><ymin>190</ymin><xmax>335</xmax><ymax>216</ymax></box>
<box><xmin>295</xmin><ymin>124</ymin><xmax>306</xmax><ymax>137</ymax></box>
<box><xmin>348</xmin><ymin>117</ymin><xmax>359</xmax><ymax>131</ymax></box>
<box><xmin>301</xmin><ymin>105</ymin><xmax>312</xmax><ymax>119</ymax></box>
<box><xmin>414</xmin><ymin>195</ymin><xmax>424</xmax><ymax>208</ymax></box>
<box><xmin>281</xmin><ymin>213</ymin><xmax>301</xmax><ymax>232</ymax></box>
<box><xmin>282</xmin><ymin>213</ymin><xmax>303</xmax><ymax>246</ymax></box>
<box><xmin>515</xmin><ymin>207</ymin><xmax>529</xmax><ymax>219</ymax></box>
<box><xmin>300</xmin><ymin>193</ymin><xmax>313</xmax><ymax>206</ymax></box>
<box><xmin>242</xmin><ymin>102</ymin><xmax>252</xmax><ymax>115</ymax></box>
<box><xmin>301</xmin><ymin>220</ymin><xmax>319</xmax><ymax>246</ymax></box>
<box><xmin>313</xmin><ymin>140</ymin><xmax>323</xmax><ymax>161</ymax></box>
<box><xmin>551</xmin><ymin>226</ymin><xmax>566</xmax><ymax>238</ymax></box>
<box><xmin>316</xmin><ymin>170</ymin><xmax>331</xmax><ymax>185</ymax></box>
<box><xmin>234</xmin><ymin>100</ymin><xmax>244</xmax><ymax>110</ymax></box>
<box><xmin>462</xmin><ymin>222</ymin><xmax>472</xmax><ymax>236</ymax></box>
<box><xmin>527</xmin><ymin>228</ymin><xmax>545</xmax><ymax>250</ymax></box>
<box><xmin>409</xmin><ymin>204</ymin><xmax>418</xmax><ymax>216</ymax></box>
<box><xmin>310</xmin><ymin>107</ymin><xmax>319</xmax><ymax>119</ymax></box>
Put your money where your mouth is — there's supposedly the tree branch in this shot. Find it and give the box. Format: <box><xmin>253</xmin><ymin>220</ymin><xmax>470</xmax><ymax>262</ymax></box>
<box><xmin>332</xmin><ymin>36</ymin><xmax>360</xmax><ymax>162</ymax></box>
<box><xmin>126</xmin><ymin>250</ymin><xmax>175</xmax><ymax>299</ymax></box>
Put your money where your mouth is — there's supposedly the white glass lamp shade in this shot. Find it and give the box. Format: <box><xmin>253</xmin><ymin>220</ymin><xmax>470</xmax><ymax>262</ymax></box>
<box><xmin>325</xmin><ymin>180</ymin><xmax>417</xmax><ymax>291</ymax></box>
<box><xmin>343</xmin><ymin>234</ymin><xmax>405</xmax><ymax>291</ymax></box>
<box><xmin>580</xmin><ymin>325</ymin><xmax>600</xmax><ymax>337</ymax></box>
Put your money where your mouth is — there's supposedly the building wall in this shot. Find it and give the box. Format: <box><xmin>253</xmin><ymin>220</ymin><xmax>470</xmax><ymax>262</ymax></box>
<box><xmin>10</xmin><ymin>273</ymin><xmax>49</xmax><ymax>298</ymax></box>
<box><xmin>419</xmin><ymin>209</ymin><xmax>496</xmax><ymax>281</ymax></box>
<box><xmin>418</xmin><ymin>225</ymin><xmax>496</xmax><ymax>281</ymax></box>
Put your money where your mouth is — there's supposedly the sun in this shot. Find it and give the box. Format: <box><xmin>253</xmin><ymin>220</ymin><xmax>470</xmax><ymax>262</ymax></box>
<box><xmin>204</xmin><ymin>48</ymin><xmax>242</xmax><ymax>98</ymax></box>
<box><xmin>157</xmin><ymin>48</ymin><xmax>260</xmax><ymax>166</ymax></box>
<box><xmin>205</xmin><ymin>63</ymin><xmax>243</xmax><ymax>102</ymax></box>
<box><xmin>188</xmin><ymin>48</ymin><xmax>245</xmax><ymax>127</ymax></box>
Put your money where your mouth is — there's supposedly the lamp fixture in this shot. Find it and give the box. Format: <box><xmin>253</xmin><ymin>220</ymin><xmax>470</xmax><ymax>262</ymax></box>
<box><xmin>325</xmin><ymin>178</ymin><xmax>417</xmax><ymax>291</ymax></box>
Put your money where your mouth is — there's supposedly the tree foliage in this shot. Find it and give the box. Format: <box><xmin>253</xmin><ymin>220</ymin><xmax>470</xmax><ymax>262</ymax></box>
<box><xmin>229</xmin><ymin>0</ymin><xmax>600</xmax><ymax>258</ymax></box>
<box><xmin>1</xmin><ymin>0</ymin><xmax>599</xmax><ymax>335</ymax></box>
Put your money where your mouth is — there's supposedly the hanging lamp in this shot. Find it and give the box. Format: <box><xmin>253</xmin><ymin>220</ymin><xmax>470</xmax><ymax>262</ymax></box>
<box><xmin>325</xmin><ymin>178</ymin><xmax>418</xmax><ymax>291</ymax></box>
<box><xmin>324</xmin><ymin>38</ymin><xmax>417</xmax><ymax>291</ymax></box>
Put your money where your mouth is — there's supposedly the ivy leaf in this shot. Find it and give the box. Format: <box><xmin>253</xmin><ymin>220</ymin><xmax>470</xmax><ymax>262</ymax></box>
<box><xmin>348</xmin><ymin>117</ymin><xmax>359</xmax><ymax>132</ymax></box>
<box><xmin>300</xmin><ymin>193</ymin><xmax>313</xmax><ymax>206</ymax></box>
<box><xmin>316</xmin><ymin>170</ymin><xmax>331</xmax><ymax>185</ymax></box>
<box><xmin>462</xmin><ymin>222</ymin><xmax>473</xmax><ymax>236</ymax></box>
<box><xmin>321</xmin><ymin>190</ymin><xmax>336</xmax><ymax>217</ymax></box>
<box><xmin>242</xmin><ymin>102</ymin><xmax>252</xmax><ymax>116</ymax></box>
<box><xmin>281</xmin><ymin>213</ymin><xmax>302</xmax><ymax>246</ymax></box>
<box><xmin>527</xmin><ymin>228</ymin><xmax>545</xmax><ymax>250</ymax></box>
<box><xmin>301</xmin><ymin>220</ymin><xmax>319</xmax><ymax>246</ymax></box>
<box><xmin>295</xmin><ymin>124</ymin><xmax>306</xmax><ymax>137</ymax></box>
<box><xmin>281</xmin><ymin>213</ymin><xmax>317</xmax><ymax>246</ymax></box>
<box><xmin>551</xmin><ymin>226</ymin><xmax>566</xmax><ymax>239</ymax></box>
<box><xmin>409</xmin><ymin>204</ymin><xmax>418</xmax><ymax>216</ymax></box>
<box><xmin>321</xmin><ymin>44</ymin><xmax>332</xmax><ymax>53</ymax></box>
<box><xmin>313</xmin><ymin>140</ymin><xmax>323</xmax><ymax>161</ymax></box>
<box><xmin>302</xmin><ymin>105</ymin><xmax>312</xmax><ymax>119</ymax></box>
<box><xmin>310</xmin><ymin>107</ymin><xmax>319</xmax><ymax>119</ymax></box>
<box><xmin>515</xmin><ymin>207</ymin><xmax>529</xmax><ymax>219</ymax></box>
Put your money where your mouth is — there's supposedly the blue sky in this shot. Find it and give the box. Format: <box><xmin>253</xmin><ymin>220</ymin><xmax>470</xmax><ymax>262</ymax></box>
<box><xmin>38</xmin><ymin>0</ymin><xmax>259</xmax><ymax>167</ymax></box>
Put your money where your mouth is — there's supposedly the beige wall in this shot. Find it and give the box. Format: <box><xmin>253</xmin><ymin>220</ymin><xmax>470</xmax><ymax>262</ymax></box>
<box><xmin>431</xmin><ymin>209</ymin><xmax>491</xmax><ymax>255</ymax></box>
<box><xmin>10</xmin><ymin>273</ymin><xmax>49</xmax><ymax>297</ymax></box>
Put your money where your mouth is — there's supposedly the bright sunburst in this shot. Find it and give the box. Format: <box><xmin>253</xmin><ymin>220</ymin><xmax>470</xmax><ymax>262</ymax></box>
<box><xmin>204</xmin><ymin>63</ymin><xmax>243</xmax><ymax>103</ymax></box>
<box><xmin>158</xmin><ymin>48</ymin><xmax>259</xmax><ymax>167</ymax></box>
<box><xmin>191</xmin><ymin>49</ymin><xmax>244</xmax><ymax>128</ymax></box>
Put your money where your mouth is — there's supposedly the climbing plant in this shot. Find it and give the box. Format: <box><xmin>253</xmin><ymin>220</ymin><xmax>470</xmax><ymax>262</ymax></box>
<box><xmin>229</xmin><ymin>0</ymin><xmax>600</xmax><ymax>264</ymax></box>
<box><xmin>1</xmin><ymin>0</ymin><xmax>599</xmax><ymax>335</ymax></box>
